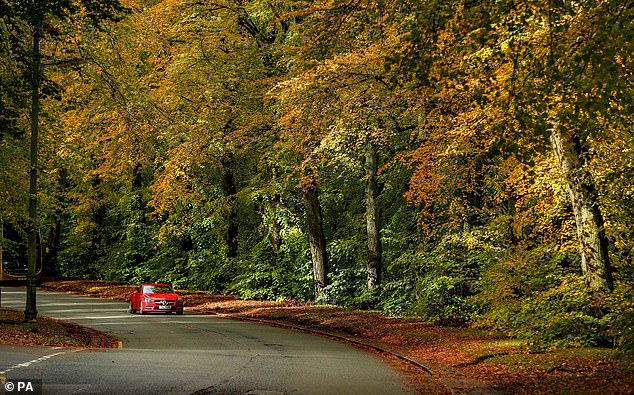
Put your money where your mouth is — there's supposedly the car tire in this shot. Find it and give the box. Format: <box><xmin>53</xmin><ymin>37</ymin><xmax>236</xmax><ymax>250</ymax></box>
<box><xmin>128</xmin><ymin>301</ymin><xmax>135</xmax><ymax>314</ymax></box>
<box><xmin>139</xmin><ymin>301</ymin><xmax>145</xmax><ymax>315</ymax></box>
<box><xmin>176</xmin><ymin>311</ymin><xmax>183</xmax><ymax>315</ymax></box>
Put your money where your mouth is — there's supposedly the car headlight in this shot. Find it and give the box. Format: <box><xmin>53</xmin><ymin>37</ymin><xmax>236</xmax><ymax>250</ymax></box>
<box><xmin>144</xmin><ymin>297</ymin><xmax>152</xmax><ymax>303</ymax></box>
<box><xmin>177</xmin><ymin>298</ymin><xmax>183</xmax><ymax>302</ymax></box>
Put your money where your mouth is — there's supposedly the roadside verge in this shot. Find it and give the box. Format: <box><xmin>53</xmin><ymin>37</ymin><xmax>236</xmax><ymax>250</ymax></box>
<box><xmin>36</xmin><ymin>280</ymin><xmax>634</xmax><ymax>394</ymax></box>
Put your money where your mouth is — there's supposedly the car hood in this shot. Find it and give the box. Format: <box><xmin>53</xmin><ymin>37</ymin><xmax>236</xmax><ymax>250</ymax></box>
<box><xmin>146</xmin><ymin>293</ymin><xmax>180</xmax><ymax>299</ymax></box>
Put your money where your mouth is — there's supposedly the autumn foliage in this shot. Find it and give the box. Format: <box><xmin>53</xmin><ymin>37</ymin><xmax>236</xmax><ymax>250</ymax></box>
<box><xmin>1</xmin><ymin>0</ymin><xmax>632</xmax><ymax>356</ymax></box>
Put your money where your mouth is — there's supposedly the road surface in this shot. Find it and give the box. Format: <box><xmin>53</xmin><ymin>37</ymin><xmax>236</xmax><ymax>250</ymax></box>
<box><xmin>0</xmin><ymin>286</ymin><xmax>412</xmax><ymax>394</ymax></box>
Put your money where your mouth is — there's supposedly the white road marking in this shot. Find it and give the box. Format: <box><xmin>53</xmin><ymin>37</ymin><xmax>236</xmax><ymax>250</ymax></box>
<box><xmin>37</xmin><ymin>309</ymin><xmax>125</xmax><ymax>313</ymax></box>
<box><xmin>50</xmin><ymin>315</ymin><xmax>135</xmax><ymax>320</ymax></box>
<box><xmin>36</xmin><ymin>303</ymin><xmax>125</xmax><ymax>306</ymax></box>
<box><xmin>1</xmin><ymin>302</ymin><xmax>125</xmax><ymax>308</ymax></box>
<box><xmin>0</xmin><ymin>349</ymin><xmax>80</xmax><ymax>375</ymax></box>
<box><xmin>65</xmin><ymin>320</ymin><xmax>239</xmax><ymax>325</ymax></box>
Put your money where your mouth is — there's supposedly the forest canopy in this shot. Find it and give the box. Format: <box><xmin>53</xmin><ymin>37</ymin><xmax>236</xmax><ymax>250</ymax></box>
<box><xmin>1</xmin><ymin>0</ymin><xmax>632</xmax><ymax>353</ymax></box>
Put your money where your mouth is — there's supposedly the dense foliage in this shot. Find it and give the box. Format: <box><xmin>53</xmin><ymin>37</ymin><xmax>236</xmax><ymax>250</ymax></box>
<box><xmin>1</xmin><ymin>0</ymin><xmax>632</xmax><ymax>353</ymax></box>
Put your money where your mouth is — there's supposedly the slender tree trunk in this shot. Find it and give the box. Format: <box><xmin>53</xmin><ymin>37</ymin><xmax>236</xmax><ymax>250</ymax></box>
<box><xmin>46</xmin><ymin>214</ymin><xmax>61</xmax><ymax>274</ymax></box>
<box><xmin>269</xmin><ymin>194</ymin><xmax>282</xmax><ymax>253</ymax></box>
<box><xmin>270</xmin><ymin>218</ymin><xmax>281</xmax><ymax>253</ymax></box>
<box><xmin>45</xmin><ymin>167</ymin><xmax>68</xmax><ymax>276</ymax></box>
<box><xmin>365</xmin><ymin>142</ymin><xmax>382</xmax><ymax>290</ymax></box>
<box><xmin>303</xmin><ymin>184</ymin><xmax>327</xmax><ymax>298</ymax></box>
<box><xmin>551</xmin><ymin>128</ymin><xmax>613</xmax><ymax>291</ymax></box>
<box><xmin>222</xmin><ymin>155</ymin><xmax>238</xmax><ymax>258</ymax></box>
<box><xmin>25</xmin><ymin>26</ymin><xmax>41</xmax><ymax>322</ymax></box>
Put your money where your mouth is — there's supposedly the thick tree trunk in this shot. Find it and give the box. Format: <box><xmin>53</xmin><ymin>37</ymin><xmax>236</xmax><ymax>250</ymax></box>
<box><xmin>550</xmin><ymin>128</ymin><xmax>613</xmax><ymax>291</ymax></box>
<box><xmin>365</xmin><ymin>142</ymin><xmax>382</xmax><ymax>290</ymax></box>
<box><xmin>303</xmin><ymin>184</ymin><xmax>328</xmax><ymax>298</ymax></box>
<box><xmin>25</xmin><ymin>27</ymin><xmax>41</xmax><ymax>322</ymax></box>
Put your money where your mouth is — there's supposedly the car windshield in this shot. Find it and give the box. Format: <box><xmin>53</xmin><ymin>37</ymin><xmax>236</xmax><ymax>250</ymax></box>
<box><xmin>143</xmin><ymin>285</ymin><xmax>173</xmax><ymax>294</ymax></box>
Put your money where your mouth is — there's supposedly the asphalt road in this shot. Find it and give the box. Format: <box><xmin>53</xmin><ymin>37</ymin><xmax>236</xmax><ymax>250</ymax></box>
<box><xmin>0</xmin><ymin>286</ymin><xmax>413</xmax><ymax>394</ymax></box>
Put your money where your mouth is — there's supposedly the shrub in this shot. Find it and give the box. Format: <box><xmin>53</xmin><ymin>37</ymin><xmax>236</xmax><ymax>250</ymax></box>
<box><xmin>605</xmin><ymin>283</ymin><xmax>634</xmax><ymax>359</ymax></box>
<box><xmin>376</xmin><ymin>279</ymin><xmax>414</xmax><ymax>316</ymax></box>
<box><xmin>318</xmin><ymin>266</ymin><xmax>366</xmax><ymax>306</ymax></box>
<box><xmin>229</xmin><ymin>239</ymin><xmax>312</xmax><ymax>301</ymax></box>
<box><xmin>517</xmin><ymin>277</ymin><xmax>612</xmax><ymax>350</ymax></box>
<box><xmin>403</xmin><ymin>230</ymin><xmax>501</xmax><ymax>324</ymax></box>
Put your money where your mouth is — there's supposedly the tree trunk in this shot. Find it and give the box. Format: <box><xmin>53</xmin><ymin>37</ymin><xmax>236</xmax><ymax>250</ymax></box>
<box><xmin>303</xmin><ymin>184</ymin><xmax>328</xmax><ymax>298</ymax></box>
<box><xmin>365</xmin><ymin>142</ymin><xmax>382</xmax><ymax>290</ymax></box>
<box><xmin>45</xmin><ymin>167</ymin><xmax>69</xmax><ymax>276</ymax></box>
<box><xmin>269</xmin><ymin>194</ymin><xmax>282</xmax><ymax>253</ymax></box>
<box><xmin>222</xmin><ymin>155</ymin><xmax>238</xmax><ymax>258</ymax></box>
<box><xmin>25</xmin><ymin>26</ymin><xmax>41</xmax><ymax>322</ymax></box>
<box><xmin>550</xmin><ymin>128</ymin><xmax>613</xmax><ymax>291</ymax></box>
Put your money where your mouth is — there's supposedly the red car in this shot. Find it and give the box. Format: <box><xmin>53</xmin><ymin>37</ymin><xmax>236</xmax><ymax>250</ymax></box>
<box><xmin>129</xmin><ymin>284</ymin><xmax>184</xmax><ymax>315</ymax></box>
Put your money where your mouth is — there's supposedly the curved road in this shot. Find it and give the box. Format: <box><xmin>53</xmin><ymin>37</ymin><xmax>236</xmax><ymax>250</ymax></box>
<box><xmin>0</xmin><ymin>287</ymin><xmax>412</xmax><ymax>394</ymax></box>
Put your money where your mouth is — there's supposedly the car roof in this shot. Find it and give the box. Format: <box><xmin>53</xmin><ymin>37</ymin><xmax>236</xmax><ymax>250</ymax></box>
<box><xmin>141</xmin><ymin>283</ymin><xmax>171</xmax><ymax>287</ymax></box>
